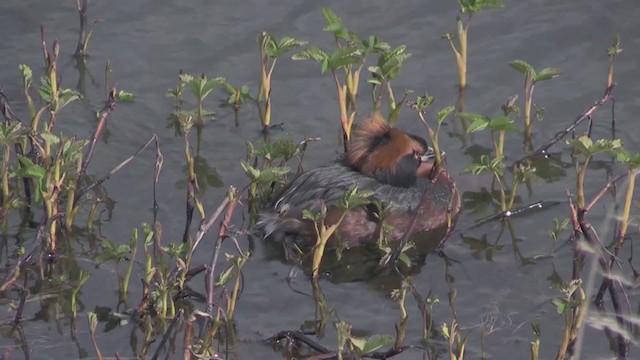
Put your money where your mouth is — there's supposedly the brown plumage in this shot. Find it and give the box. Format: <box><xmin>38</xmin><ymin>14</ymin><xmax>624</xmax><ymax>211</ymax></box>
<box><xmin>347</xmin><ymin>113</ymin><xmax>428</xmax><ymax>177</ymax></box>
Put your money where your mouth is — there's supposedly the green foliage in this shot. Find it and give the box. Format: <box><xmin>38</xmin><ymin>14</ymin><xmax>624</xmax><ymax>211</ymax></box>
<box><xmin>258</xmin><ymin>33</ymin><xmax>307</xmax><ymax>58</ymax></box>
<box><xmin>16</xmin><ymin>156</ymin><xmax>46</xmax><ymax>203</ymax></box>
<box><xmin>293</xmin><ymin>46</ymin><xmax>363</xmax><ymax>74</ymax></box>
<box><xmin>241</xmin><ymin>160</ymin><xmax>290</xmax><ymax>183</ymax></box>
<box><xmin>338</xmin><ymin>184</ymin><xmax>374</xmax><ymax>211</ymax></box>
<box><xmin>549</xmin><ymin>218</ymin><xmax>570</xmax><ymax>242</ymax></box>
<box><xmin>437</xmin><ymin>106</ymin><xmax>456</xmax><ymax>125</ymax></box>
<box><xmin>96</xmin><ymin>238</ymin><xmax>131</xmax><ymax>264</ymax></box>
<box><xmin>181</xmin><ymin>73</ymin><xmax>224</xmax><ymax>100</ymax></box>
<box><xmin>302</xmin><ymin>207</ymin><xmax>324</xmax><ymax>223</ymax></box>
<box><xmin>368</xmin><ymin>45</ymin><xmax>412</xmax><ymax>84</ymax></box>
<box><xmin>465</xmin><ymin>155</ymin><xmax>504</xmax><ymax>176</ymax></box>
<box><xmin>460</xmin><ymin>112</ymin><xmax>519</xmax><ymax>133</ymax></box>
<box><xmin>163</xmin><ymin>241</ymin><xmax>187</xmax><ymax>258</ymax></box>
<box><xmin>566</xmin><ymin>136</ymin><xmax>622</xmax><ymax>160</ymax></box>
<box><xmin>607</xmin><ymin>34</ymin><xmax>623</xmax><ymax>57</ymax></box>
<box><xmin>350</xmin><ymin>334</ymin><xmax>394</xmax><ymax>354</ymax></box>
<box><xmin>18</xmin><ymin>64</ymin><xmax>33</xmax><ymax>88</ymax></box>
<box><xmin>612</xmin><ymin>148</ymin><xmax>640</xmax><ymax>168</ymax></box>
<box><xmin>509</xmin><ymin>60</ymin><xmax>561</xmax><ymax>82</ymax></box>
<box><xmin>551</xmin><ymin>279</ymin><xmax>582</xmax><ymax>314</ymax></box>
<box><xmin>0</xmin><ymin>122</ymin><xmax>23</xmax><ymax>145</ymax></box>
<box><xmin>361</xmin><ymin>35</ymin><xmax>391</xmax><ymax>53</ymax></box>
<box><xmin>38</xmin><ymin>76</ymin><xmax>82</xmax><ymax>112</ymax></box>
<box><xmin>116</xmin><ymin>90</ymin><xmax>135</xmax><ymax>102</ymax></box>
<box><xmin>321</xmin><ymin>7</ymin><xmax>353</xmax><ymax>41</ymax></box>
<box><xmin>458</xmin><ymin>0</ymin><xmax>504</xmax><ymax>13</ymax></box>
<box><xmin>412</xmin><ymin>94</ymin><xmax>435</xmax><ymax>113</ymax></box>
<box><xmin>220</xmin><ymin>81</ymin><xmax>253</xmax><ymax>108</ymax></box>
<box><xmin>255</xmin><ymin>135</ymin><xmax>300</xmax><ymax>162</ymax></box>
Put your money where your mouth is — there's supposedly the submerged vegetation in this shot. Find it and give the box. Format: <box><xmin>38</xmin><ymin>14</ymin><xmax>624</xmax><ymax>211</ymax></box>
<box><xmin>0</xmin><ymin>2</ymin><xmax>638</xmax><ymax>360</ymax></box>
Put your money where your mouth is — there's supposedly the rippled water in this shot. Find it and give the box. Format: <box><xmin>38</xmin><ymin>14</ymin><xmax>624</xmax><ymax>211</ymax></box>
<box><xmin>1</xmin><ymin>0</ymin><xmax>639</xmax><ymax>359</ymax></box>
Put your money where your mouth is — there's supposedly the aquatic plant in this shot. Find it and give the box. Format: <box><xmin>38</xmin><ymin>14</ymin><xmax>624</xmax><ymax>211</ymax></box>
<box><xmin>409</xmin><ymin>94</ymin><xmax>455</xmax><ymax>169</ymax></box>
<box><xmin>257</xmin><ymin>32</ymin><xmax>306</xmax><ymax>132</ymax></box>
<box><xmin>444</xmin><ymin>0</ymin><xmax>503</xmax><ymax>89</ymax></box>
<box><xmin>73</xmin><ymin>0</ymin><xmax>102</xmax><ymax>57</ymax></box>
<box><xmin>303</xmin><ymin>184</ymin><xmax>373</xmax><ymax>279</ymax></box>
<box><xmin>220</xmin><ymin>80</ymin><xmax>253</xmax><ymax>126</ymax></box>
<box><xmin>461</xmin><ymin>102</ymin><xmax>534</xmax><ymax>212</ymax></box>
<box><xmin>293</xmin><ymin>8</ymin><xmax>391</xmax><ymax>150</ymax></box>
<box><xmin>509</xmin><ymin>59</ymin><xmax>561</xmax><ymax>139</ymax></box>
<box><xmin>2</xmin><ymin>4</ymin><xmax>640</xmax><ymax>360</ymax></box>
<box><xmin>369</xmin><ymin>46</ymin><xmax>412</xmax><ymax>124</ymax></box>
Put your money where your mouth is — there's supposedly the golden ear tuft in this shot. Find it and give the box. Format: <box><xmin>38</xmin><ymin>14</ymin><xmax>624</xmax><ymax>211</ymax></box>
<box><xmin>346</xmin><ymin>113</ymin><xmax>391</xmax><ymax>168</ymax></box>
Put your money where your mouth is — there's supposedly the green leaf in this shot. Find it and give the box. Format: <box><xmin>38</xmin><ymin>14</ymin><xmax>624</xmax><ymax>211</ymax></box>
<box><xmin>291</xmin><ymin>46</ymin><xmax>328</xmax><ymax>62</ymax></box>
<box><xmin>458</xmin><ymin>112</ymin><xmax>488</xmax><ymax>123</ymax></box>
<box><xmin>61</xmin><ymin>137</ymin><xmax>89</xmax><ymax>162</ymax></box>
<box><xmin>55</xmin><ymin>88</ymin><xmax>82</xmax><ymax>111</ymax></box>
<box><xmin>302</xmin><ymin>209</ymin><xmax>322</xmax><ymax>222</ymax></box>
<box><xmin>567</xmin><ymin>136</ymin><xmax>622</xmax><ymax>158</ymax></box>
<box><xmin>551</xmin><ymin>297</ymin><xmax>570</xmax><ymax>314</ymax></box>
<box><xmin>40</xmin><ymin>131</ymin><xmax>60</xmax><ymax>146</ymax></box>
<box><xmin>459</xmin><ymin>112</ymin><xmax>489</xmax><ymax>133</ymax></box>
<box><xmin>16</xmin><ymin>156</ymin><xmax>45</xmax><ymax>180</ymax></box>
<box><xmin>0</xmin><ymin>122</ymin><xmax>23</xmax><ymax>145</ymax></box>
<box><xmin>509</xmin><ymin>59</ymin><xmax>535</xmax><ymax>76</ymax></box>
<box><xmin>464</xmin><ymin>155</ymin><xmax>503</xmax><ymax>176</ymax></box>
<box><xmin>607</xmin><ymin>35</ymin><xmax>623</xmax><ymax>57</ymax></box>
<box><xmin>116</xmin><ymin>244</ymin><xmax>131</xmax><ymax>255</ymax></box>
<box><xmin>466</xmin><ymin>118</ymin><xmax>489</xmax><ymax>133</ymax></box>
<box><xmin>377</xmin><ymin>45</ymin><xmax>412</xmax><ymax>81</ymax></box>
<box><xmin>215</xmin><ymin>264</ymin><xmax>235</xmax><ymax>286</ymax></box>
<box><xmin>321</xmin><ymin>8</ymin><xmax>350</xmax><ymax>40</ymax></box>
<box><xmin>350</xmin><ymin>334</ymin><xmax>393</xmax><ymax>354</ymax></box>
<box><xmin>459</xmin><ymin>0</ymin><xmax>503</xmax><ymax>13</ymax></box>
<box><xmin>413</xmin><ymin>95</ymin><xmax>434</xmax><ymax>112</ymax></box>
<box><xmin>257</xmin><ymin>166</ymin><xmax>290</xmax><ymax>183</ymax></box>
<box><xmin>437</xmin><ymin>106</ymin><xmax>455</xmax><ymax>125</ymax></box>
<box><xmin>39</xmin><ymin>76</ymin><xmax>53</xmax><ymax>103</ymax></box>
<box><xmin>535</xmin><ymin>67</ymin><xmax>562</xmax><ymax>82</ymax></box>
<box><xmin>488</xmin><ymin>116</ymin><xmax>519</xmax><ymax>132</ymax></box>
<box><xmin>566</xmin><ymin>136</ymin><xmax>592</xmax><ymax>155</ymax></box>
<box><xmin>326</xmin><ymin>46</ymin><xmax>363</xmax><ymax>72</ymax></box>
<box><xmin>265</xmin><ymin>36</ymin><xmax>307</xmax><ymax>58</ymax></box>
<box><xmin>116</xmin><ymin>90</ymin><xmax>135</xmax><ymax>102</ymax></box>
<box><xmin>240</xmin><ymin>160</ymin><xmax>261</xmax><ymax>180</ymax></box>
<box><xmin>361</xmin><ymin>36</ymin><xmax>390</xmax><ymax>52</ymax></box>
<box><xmin>614</xmin><ymin>149</ymin><xmax>640</xmax><ymax>168</ymax></box>
<box><xmin>189</xmin><ymin>75</ymin><xmax>223</xmax><ymax>99</ymax></box>
<box><xmin>179</xmin><ymin>73</ymin><xmax>194</xmax><ymax>84</ymax></box>
<box><xmin>441</xmin><ymin>323</ymin><xmax>450</xmax><ymax>338</ymax></box>
<box><xmin>18</xmin><ymin>64</ymin><xmax>33</xmax><ymax>87</ymax></box>
<box><xmin>340</xmin><ymin>184</ymin><xmax>373</xmax><ymax>210</ymax></box>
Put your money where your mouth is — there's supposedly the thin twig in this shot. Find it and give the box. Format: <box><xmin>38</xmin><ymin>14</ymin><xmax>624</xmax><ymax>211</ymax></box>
<box><xmin>150</xmin><ymin>309</ymin><xmax>184</xmax><ymax>360</ymax></box>
<box><xmin>206</xmin><ymin>186</ymin><xmax>241</xmax><ymax>315</ymax></box>
<box><xmin>76</xmin><ymin>134</ymin><xmax>161</xmax><ymax>203</ymax></box>
<box><xmin>0</xmin><ymin>215</ymin><xmax>48</xmax><ymax>292</ymax></box>
<box><xmin>266</xmin><ymin>330</ymin><xmax>409</xmax><ymax>359</ymax></box>
<box><xmin>79</xmin><ymin>88</ymin><xmax>117</xmax><ymax>181</ymax></box>
<box><xmin>583</xmin><ymin>173</ymin><xmax>627</xmax><ymax>213</ymax></box>
<box><xmin>74</xmin><ymin>0</ymin><xmax>89</xmax><ymax>57</ymax></box>
<box><xmin>513</xmin><ymin>84</ymin><xmax>615</xmax><ymax>165</ymax></box>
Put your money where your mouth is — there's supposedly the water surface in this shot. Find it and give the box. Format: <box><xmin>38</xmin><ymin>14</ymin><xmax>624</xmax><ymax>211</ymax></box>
<box><xmin>1</xmin><ymin>0</ymin><xmax>639</xmax><ymax>359</ymax></box>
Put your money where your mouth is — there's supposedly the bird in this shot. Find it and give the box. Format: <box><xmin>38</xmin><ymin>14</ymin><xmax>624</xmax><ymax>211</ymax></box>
<box><xmin>258</xmin><ymin>114</ymin><xmax>461</xmax><ymax>248</ymax></box>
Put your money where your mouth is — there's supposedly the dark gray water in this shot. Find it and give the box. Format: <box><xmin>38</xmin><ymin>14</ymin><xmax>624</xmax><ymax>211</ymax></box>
<box><xmin>1</xmin><ymin>0</ymin><xmax>639</xmax><ymax>359</ymax></box>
